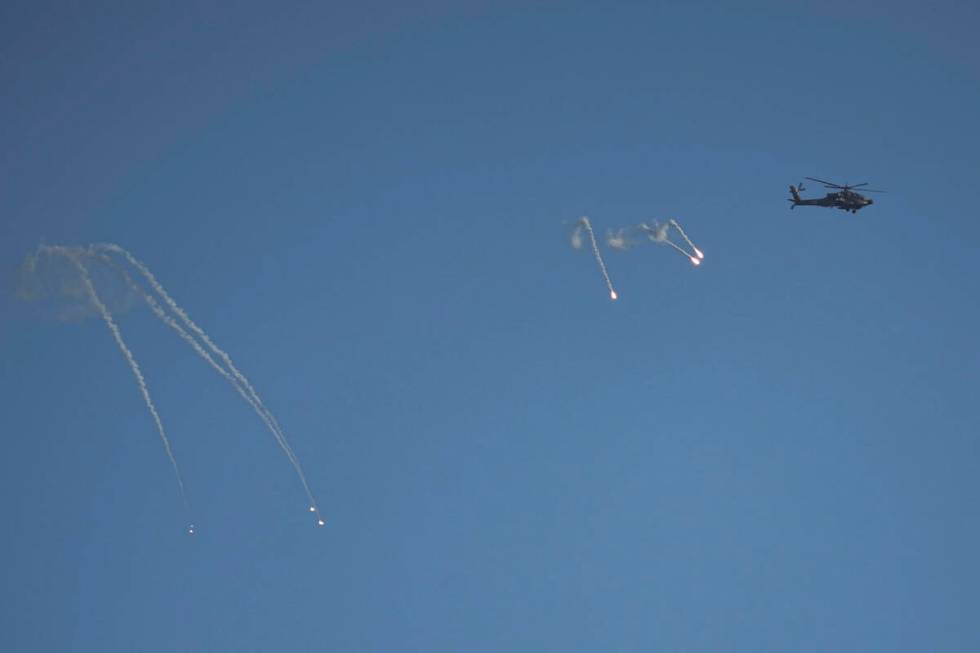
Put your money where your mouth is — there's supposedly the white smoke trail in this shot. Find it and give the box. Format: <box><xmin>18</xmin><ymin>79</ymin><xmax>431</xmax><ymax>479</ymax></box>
<box><xmin>95</xmin><ymin>244</ymin><xmax>325</xmax><ymax>525</ymax></box>
<box><xmin>42</xmin><ymin>246</ymin><xmax>189</xmax><ymax>510</ymax></box>
<box><xmin>617</xmin><ymin>219</ymin><xmax>702</xmax><ymax>266</ymax></box>
<box><xmin>605</xmin><ymin>227</ymin><xmax>635</xmax><ymax>250</ymax></box>
<box><xmin>570</xmin><ymin>224</ymin><xmax>584</xmax><ymax>250</ymax></box>
<box><xmin>103</xmin><ymin>254</ymin><xmax>318</xmax><ymax>518</ymax></box>
<box><xmin>641</xmin><ymin>221</ymin><xmax>670</xmax><ymax>244</ymax></box>
<box><xmin>662</xmin><ymin>237</ymin><xmax>696</xmax><ymax>260</ymax></box>
<box><xmin>577</xmin><ymin>217</ymin><xmax>618</xmax><ymax>301</ymax></box>
<box><xmin>669</xmin><ymin>219</ymin><xmax>704</xmax><ymax>259</ymax></box>
<box><xmin>103</xmin><ymin>258</ymin><xmax>267</xmax><ymax>414</ymax></box>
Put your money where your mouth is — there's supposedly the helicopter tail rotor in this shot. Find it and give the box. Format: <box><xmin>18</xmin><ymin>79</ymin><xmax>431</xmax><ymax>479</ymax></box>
<box><xmin>789</xmin><ymin>184</ymin><xmax>802</xmax><ymax>205</ymax></box>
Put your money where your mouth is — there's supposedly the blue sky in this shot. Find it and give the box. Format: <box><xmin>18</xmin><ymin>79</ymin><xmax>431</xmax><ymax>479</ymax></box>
<box><xmin>2</xmin><ymin>1</ymin><xmax>979</xmax><ymax>651</ymax></box>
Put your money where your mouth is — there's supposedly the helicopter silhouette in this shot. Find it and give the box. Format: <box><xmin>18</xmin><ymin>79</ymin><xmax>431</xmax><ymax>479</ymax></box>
<box><xmin>789</xmin><ymin>177</ymin><xmax>884</xmax><ymax>213</ymax></box>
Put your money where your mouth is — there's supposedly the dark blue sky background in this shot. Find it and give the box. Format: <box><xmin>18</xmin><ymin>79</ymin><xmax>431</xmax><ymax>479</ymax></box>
<box><xmin>2</xmin><ymin>2</ymin><xmax>979</xmax><ymax>651</ymax></box>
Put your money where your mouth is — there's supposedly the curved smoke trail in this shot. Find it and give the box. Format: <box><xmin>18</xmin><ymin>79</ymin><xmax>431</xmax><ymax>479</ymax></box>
<box><xmin>95</xmin><ymin>244</ymin><xmax>325</xmax><ymax>525</ymax></box>
<box><xmin>41</xmin><ymin>246</ymin><xmax>189</xmax><ymax>511</ymax></box>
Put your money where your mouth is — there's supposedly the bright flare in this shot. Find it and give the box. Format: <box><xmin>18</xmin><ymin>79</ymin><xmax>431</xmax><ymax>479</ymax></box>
<box><xmin>610</xmin><ymin>291</ymin><xmax>618</xmax><ymax>300</ymax></box>
<box><xmin>690</xmin><ymin>257</ymin><xmax>701</xmax><ymax>266</ymax></box>
<box><xmin>695</xmin><ymin>248</ymin><xmax>704</xmax><ymax>259</ymax></box>
<box><xmin>317</xmin><ymin>519</ymin><xmax>326</xmax><ymax>527</ymax></box>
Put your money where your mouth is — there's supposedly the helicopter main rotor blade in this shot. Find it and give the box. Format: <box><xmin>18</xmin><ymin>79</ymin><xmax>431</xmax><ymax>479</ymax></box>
<box><xmin>848</xmin><ymin>182</ymin><xmax>870</xmax><ymax>189</ymax></box>
<box><xmin>805</xmin><ymin>176</ymin><xmax>845</xmax><ymax>189</ymax></box>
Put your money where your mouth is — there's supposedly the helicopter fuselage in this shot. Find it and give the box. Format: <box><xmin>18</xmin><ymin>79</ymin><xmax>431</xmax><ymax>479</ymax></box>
<box><xmin>789</xmin><ymin>185</ymin><xmax>873</xmax><ymax>213</ymax></box>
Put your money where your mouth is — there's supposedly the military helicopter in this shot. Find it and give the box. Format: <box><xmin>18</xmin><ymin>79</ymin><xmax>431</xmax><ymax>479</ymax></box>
<box><xmin>788</xmin><ymin>177</ymin><xmax>884</xmax><ymax>213</ymax></box>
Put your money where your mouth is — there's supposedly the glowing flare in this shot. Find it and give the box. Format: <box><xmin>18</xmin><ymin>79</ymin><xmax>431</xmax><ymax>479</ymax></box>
<box><xmin>317</xmin><ymin>519</ymin><xmax>326</xmax><ymax>527</ymax></box>
<box><xmin>690</xmin><ymin>257</ymin><xmax>701</xmax><ymax>266</ymax></box>
<box><xmin>610</xmin><ymin>291</ymin><xmax>618</xmax><ymax>300</ymax></box>
<box><xmin>309</xmin><ymin>506</ymin><xmax>316</xmax><ymax>512</ymax></box>
<box><xmin>695</xmin><ymin>248</ymin><xmax>704</xmax><ymax>259</ymax></box>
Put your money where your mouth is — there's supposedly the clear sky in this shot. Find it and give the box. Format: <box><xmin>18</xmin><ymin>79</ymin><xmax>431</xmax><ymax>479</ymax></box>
<box><xmin>2</xmin><ymin>1</ymin><xmax>979</xmax><ymax>651</ymax></box>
